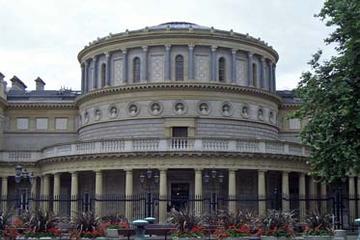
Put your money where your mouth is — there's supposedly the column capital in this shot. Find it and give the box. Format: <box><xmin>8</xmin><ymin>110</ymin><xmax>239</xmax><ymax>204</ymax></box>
<box><xmin>94</xmin><ymin>170</ymin><xmax>103</xmax><ymax>175</ymax></box>
<box><xmin>105</xmin><ymin>52</ymin><xmax>111</xmax><ymax>58</ymax></box>
<box><xmin>165</xmin><ymin>44</ymin><xmax>171</xmax><ymax>51</ymax></box>
<box><xmin>194</xmin><ymin>168</ymin><xmax>203</xmax><ymax>172</ymax></box>
<box><xmin>92</xmin><ymin>55</ymin><xmax>98</xmax><ymax>62</ymax></box>
<box><xmin>260</xmin><ymin>56</ymin><xmax>265</xmax><ymax>62</ymax></box>
<box><xmin>247</xmin><ymin>52</ymin><xmax>253</xmax><ymax>58</ymax></box>
<box><xmin>188</xmin><ymin>44</ymin><xmax>195</xmax><ymax>50</ymax></box>
<box><xmin>53</xmin><ymin>172</ymin><xmax>61</xmax><ymax>177</ymax></box>
<box><xmin>258</xmin><ymin>169</ymin><xmax>267</xmax><ymax>173</ymax></box>
<box><xmin>70</xmin><ymin>171</ymin><xmax>78</xmax><ymax>176</ymax></box>
<box><xmin>231</xmin><ymin>49</ymin><xmax>237</xmax><ymax>55</ymax></box>
<box><xmin>124</xmin><ymin>168</ymin><xmax>133</xmax><ymax>173</ymax></box>
<box><xmin>228</xmin><ymin>168</ymin><xmax>238</xmax><ymax>173</ymax></box>
<box><xmin>211</xmin><ymin>45</ymin><xmax>217</xmax><ymax>52</ymax></box>
<box><xmin>122</xmin><ymin>49</ymin><xmax>127</xmax><ymax>54</ymax></box>
<box><xmin>142</xmin><ymin>46</ymin><xmax>148</xmax><ymax>52</ymax></box>
<box><xmin>159</xmin><ymin>168</ymin><xmax>168</xmax><ymax>172</ymax></box>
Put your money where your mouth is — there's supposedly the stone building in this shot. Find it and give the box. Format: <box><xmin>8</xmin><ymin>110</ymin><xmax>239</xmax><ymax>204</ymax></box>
<box><xmin>0</xmin><ymin>22</ymin><xmax>357</xmax><ymax>224</ymax></box>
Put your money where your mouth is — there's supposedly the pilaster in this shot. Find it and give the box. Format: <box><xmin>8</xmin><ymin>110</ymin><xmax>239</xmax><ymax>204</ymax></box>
<box><xmin>105</xmin><ymin>52</ymin><xmax>112</xmax><ymax>86</ymax></box>
<box><xmin>95</xmin><ymin>170</ymin><xmax>103</xmax><ymax>217</ymax></box>
<box><xmin>231</xmin><ymin>49</ymin><xmax>237</xmax><ymax>83</ymax></box>
<box><xmin>159</xmin><ymin>169</ymin><xmax>167</xmax><ymax>223</ymax></box>
<box><xmin>228</xmin><ymin>169</ymin><xmax>237</xmax><ymax>213</ymax></box>
<box><xmin>194</xmin><ymin>168</ymin><xmax>203</xmax><ymax>215</ymax></box>
<box><xmin>142</xmin><ymin>46</ymin><xmax>148</xmax><ymax>82</ymax></box>
<box><xmin>92</xmin><ymin>56</ymin><xmax>98</xmax><ymax>89</ymax></box>
<box><xmin>165</xmin><ymin>45</ymin><xmax>171</xmax><ymax>81</ymax></box>
<box><xmin>125</xmin><ymin>169</ymin><xmax>133</xmax><ymax>220</ymax></box>
<box><xmin>188</xmin><ymin>44</ymin><xmax>194</xmax><ymax>80</ymax></box>
<box><xmin>70</xmin><ymin>172</ymin><xmax>78</xmax><ymax>220</ymax></box>
<box><xmin>211</xmin><ymin>46</ymin><xmax>217</xmax><ymax>81</ymax></box>
<box><xmin>123</xmin><ymin>49</ymin><xmax>128</xmax><ymax>83</ymax></box>
<box><xmin>247</xmin><ymin>52</ymin><xmax>254</xmax><ymax>87</ymax></box>
<box><xmin>260</xmin><ymin>57</ymin><xmax>266</xmax><ymax>89</ymax></box>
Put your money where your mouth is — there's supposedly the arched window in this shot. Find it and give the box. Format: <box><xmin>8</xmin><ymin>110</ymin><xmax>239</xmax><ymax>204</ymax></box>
<box><xmin>252</xmin><ymin>63</ymin><xmax>258</xmax><ymax>87</ymax></box>
<box><xmin>100</xmin><ymin>63</ymin><xmax>106</xmax><ymax>87</ymax></box>
<box><xmin>133</xmin><ymin>57</ymin><xmax>141</xmax><ymax>83</ymax></box>
<box><xmin>218</xmin><ymin>57</ymin><xmax>225</xmax><ymax>82</ymax></box>
<box><xmin>175</xmin><ymin>55</ymin><xmax>184</xmax><ymax>81</ymax></box>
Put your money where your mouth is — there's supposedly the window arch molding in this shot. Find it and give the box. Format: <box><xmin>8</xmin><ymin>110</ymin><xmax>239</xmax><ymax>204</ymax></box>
<box><xmin>175</xmin><ymin>54</ymin><xmax>184</xmax><ymax>81</ymax></box>
<box><xmin>218</xmin><ymin>57</ymin><xmax>226</xmax><ymax>82</ymax></box>
<box><xmin>133</xmin><ymin>57</ymin><xmax>141</xmax><ymax>83</ymax></box>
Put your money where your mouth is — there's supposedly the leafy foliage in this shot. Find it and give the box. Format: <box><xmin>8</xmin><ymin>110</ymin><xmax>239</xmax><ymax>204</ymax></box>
<box><xmin>74</xmin><ymin>211</ymin><xmax>100</xmax><ymax>232</ymax></box>
<box><xmin>293</xmin><ymin>0</ymin><xmax>360</xmax><ymax>182</ymax></box>
<box><xmin>21</xmin><ymin>210</ymin><xmax>58</xmax><ymax>233</ymax></box>
<box><xmin>0</xmin><ymin>209</ymin><xmax>12</xmax><ymax>234</ymax></box>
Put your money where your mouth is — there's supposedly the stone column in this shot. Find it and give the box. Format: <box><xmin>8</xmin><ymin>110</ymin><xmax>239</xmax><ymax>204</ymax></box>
<box><xmin>282</xmin><ymin>171</ymin><xmax>290</xmax><ymax>212</ymax></box>
<box><xmin>260</xmin><ymin>57</ymin><xmax>266</xmax><ymax>89</ymax></box>
<box><xmin>309</xmin><ymin>176</ymin><xmax>318</xmax><ymax>212</ymax></box>
<box><xmin>165</xmin><ymin>45</ymin><xmax>171</xmax><ymax>81</ymax></box>
<box><xmin>70</xmin><ymin>172</ymin><xmax>79</xmax><ymax>220</ymax></box>
<box><xmin>95</xmin><ymin>170</ymin><xmax>103</xmax><ymax>217</ymax></box>
<box><xmin>31</xmin><ymin>176</ymin><xmax>37</xmax><ymax>210</ymax></box>
<box><xmin>188</xmin><ymin>45</ymin><xmax>194</xmax><ymax>80</ymax></box>
<box><xmin>43</xmin><ymin>174</ymin><xmax>50</xmax><ymax>212</ymax></box>
<box><xmin>142</xmin><ymin>46</ymin><xmax>148</xmax><ymax>82</ymax></box>
<box><xmin>349</xmin><ymin>176</ymin><xmax>356</xmax><ymax>223</ymax></box>
<box><xmin>105</xmin><ymin>52</ymin><xmax>112</xmax><ymax>86</ymax></box>
<box><xmin>247</xmin><ymin>52</ymin><xmax>254</xmax><ymax>87</ymax></box>
<box><xmin>228</xmin><ymin>169</ymin><xmax>237</xmax><ymax>213</ymax></box>
<box><xmin>81</xmin><ymin>64</ymin><xmax>85</xmax><ymax>93</ymax></box>
<box><xmin>92</xmin><ymin>56</ymin><xmax>98</xmax><ymax>89</ymax></box>
<box><xmin>122</xmin><ymin>49</ymin><xmax>128</xmax><ymax>83</ymax></box>
<box><xmin>231</xmin><ymin>49</ymin><xmax>237</xmax><ymax>83</ymax></box>
<box><xmin>272</xmin><ymin>64</ymin><xmax>277</xmax><ymax>92</ymax></box>
<box><xmin>125</xmin><ymin>169</ymin><xmax>133</xmax><ymax>220</ymax></box>
<box><xmin>299</xmin><ymin>173</ymin><xmax>306</xmax><ymax>221</ymax></box>
<box><xmin>258</xmin><ymin>170</ymin><xmax>266</xmax><ymax>216</ymax></box>
<box><xmin>269</xmin><ymin>63</ymin><xmax>273</xmax><ymax>92</ymax></box>
<box><xmin>39</xmin><ymin>175</ymin><xmax>44</xmax><ymax>210</ymax></box>
<box><xmin>194</xmin><ymin>169</ymin><xmax>203</xmax><ymax>216</ymax></box>
<box><xmin>320</xmin><ymin>183</ymin><xmax>327</xmax><ymax>214</ymax></box>
<box><xmin>159</xmin><ymin>169</ymin><xmax>167</xmax><ymax>223</ymax></box>
<box><xmin>210</xmin><ymin>46</ymin><xmax>217</xmax><ymax>81</ymax></box>
<box><xmin>84</xmin><ymin>61</ymin><xmax>89</xmax><ymax>92</ymax></box>
<box><xmin>53</xmin><ymin>173</ymin><xmax>61</xmax><ymax>215</ymax></box>
<box><xmin>1</xmin><ymin>176</ymin><xmax>8</xmax><ymax>211</ymax></box>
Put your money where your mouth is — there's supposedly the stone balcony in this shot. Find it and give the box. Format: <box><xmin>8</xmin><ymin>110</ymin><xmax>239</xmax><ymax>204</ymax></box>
<box><xmin>0</xmin><ymin>138</ymin><xmax>308</xmax><ymax>163</ymax></box>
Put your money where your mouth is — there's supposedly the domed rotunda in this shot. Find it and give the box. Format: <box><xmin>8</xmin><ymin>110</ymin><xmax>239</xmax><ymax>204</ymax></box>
<box><xmin>0</xmin><ymin>22</ymin><xmax>355</xmax><ymax>224</ymax></box>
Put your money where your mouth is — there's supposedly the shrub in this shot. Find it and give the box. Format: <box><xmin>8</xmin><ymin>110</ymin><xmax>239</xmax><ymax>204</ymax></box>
<box><xmin>261</xmin><ymin>210</ymin><xmax>296</xmax><ymax>237</ymax></box>
<box><xmin>167</xmin><ymin>207</ymin><xmax>204</xmax><ymax>238</ymax></box>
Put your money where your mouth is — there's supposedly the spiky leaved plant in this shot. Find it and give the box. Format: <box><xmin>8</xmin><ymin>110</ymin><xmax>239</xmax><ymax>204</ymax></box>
<box><xmin>304</xmin><ymin>212</ymin><xmax>333</xmax><ymax>235</ymax></box>
<box><xmin>261</xmin><ymin>209</ymin><xmax>296</xmax><ymax>237</ymax></box>
<box><xmin>21</xmin><ymin>210</ymin><xmax>58</xmax><ymax>233</ymax></box>
<box><xmin>0</xmin><ymin>209</ymin><xmax>13</xmax><ymax>235</ymax></box>
<box><xmin>75</xmin><ymin>211</ymin><xmax>100</xmax><ymax>232</ymax></box>
<box><xmin>167</xmin><ymin>207</ymin><xmax>203</xmax><ymax>237</ymax></box>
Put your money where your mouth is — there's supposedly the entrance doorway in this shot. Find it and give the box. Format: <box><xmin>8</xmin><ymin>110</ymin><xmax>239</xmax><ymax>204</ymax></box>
<box><xmin>171</xmin><ymin>183</ymin><xmax>190</xmax><ymax>211</ymax></box>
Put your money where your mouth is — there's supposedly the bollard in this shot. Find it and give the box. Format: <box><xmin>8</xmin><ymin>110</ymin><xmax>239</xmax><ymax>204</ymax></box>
<box><xmin>355</xmin><ymin>218</ymin><xmax>360</xmax><ymax>240</ymax></box>
<box><xmin>133</xmin><ymin>219</ymin><xmax>149</xmax><ymax>240</ymax></box>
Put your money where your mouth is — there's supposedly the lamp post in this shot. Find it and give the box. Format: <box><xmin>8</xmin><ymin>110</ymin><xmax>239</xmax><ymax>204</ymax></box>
<box><xmin>334</xmin><ymin>177</ymin><xmax>347</xmax><ymax>229</ymax></box>
<box><xmin>139</xmin><ymin>169</ymin><xmax>159</xmax><ymax>218</ymax></box>
<box><xmin>14</xmin><ymin>165</ymin><xmax>34</xmax><ymax>213</ymax></box>
<box><xmin>203</xmin><ymin>169</ymin><xmax>224</xmax><ymax>212</ymax></box>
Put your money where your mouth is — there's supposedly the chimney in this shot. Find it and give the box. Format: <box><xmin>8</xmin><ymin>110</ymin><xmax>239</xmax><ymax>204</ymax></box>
<box><xmin>35</xmin><ymin>77</ymin><xmax>45</xmax><ymax>91</ymax></box>
<box><xmin>10</xmin><ymin>75</ymin><xmax>27</xmax><ymax>91</ymax></box>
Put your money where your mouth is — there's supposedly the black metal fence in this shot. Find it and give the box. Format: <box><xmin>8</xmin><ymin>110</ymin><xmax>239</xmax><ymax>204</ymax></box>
<box><xmin>0</xmin><ymin>192</ymin><xmax>358</xmax><ymax>230</ymax></box>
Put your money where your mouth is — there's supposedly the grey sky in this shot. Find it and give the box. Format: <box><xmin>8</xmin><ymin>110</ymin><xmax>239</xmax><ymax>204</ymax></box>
<box><xmin>0</xmin><ymin>0</ymin><xmax>335</xmax><ymax>91</ymax></box>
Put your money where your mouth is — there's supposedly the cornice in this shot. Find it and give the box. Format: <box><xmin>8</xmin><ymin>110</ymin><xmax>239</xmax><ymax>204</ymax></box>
<box><xmin>6</xmin><ymin>102</ymin><xmax>77</xmax><ymax>110</ymax></box>
<box><xmin>279</xmin><ymin>103</ymin><xmax>301</xmax><ymax>110</ymax></box>
<box><xmin>78</xmin><ymin>30</ymin><xmax>279</xmax><ymax>62</ymax></box>
<box><xmin>38</xmin><ymin>151</ymin><xmax>308</xmax><ymax>165</ymax></box>
<box><xmin>75</xmin><ymin>83</ymin><xmax>283</xmax><ymax>106</ymax></box>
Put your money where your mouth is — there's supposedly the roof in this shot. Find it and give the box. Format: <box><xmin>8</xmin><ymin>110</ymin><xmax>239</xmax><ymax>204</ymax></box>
<box><xmin>7</xmin><ymin>89</ymin><xmax>80</xmax><ymax>101</ymax></box>
<box><xmin>148</xmin><ymin>22</ymin><xmax>210</xmax><ymax>30</ymax></box>
<box><xmin>276</xmin><ymin>90</ymin><xmax>302</xmax><ymax>104</ymax></box>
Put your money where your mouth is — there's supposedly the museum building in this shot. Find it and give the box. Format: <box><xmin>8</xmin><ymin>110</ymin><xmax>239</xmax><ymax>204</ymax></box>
<box><xmin>0</xmin><ymin>22</ymin><xmax>357</xmax><ymax>223</ymax></box>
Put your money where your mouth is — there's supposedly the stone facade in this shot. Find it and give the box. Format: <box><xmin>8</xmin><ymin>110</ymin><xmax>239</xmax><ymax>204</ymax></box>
<box><xmin>0</xmin><ymin>22</ymin><xmax>357</xmax><ymax>223</ymax></box>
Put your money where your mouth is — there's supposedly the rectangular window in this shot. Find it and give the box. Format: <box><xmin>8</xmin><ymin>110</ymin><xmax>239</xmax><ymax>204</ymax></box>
<box><xmin>289</xmin><ymin>118</ymin><xmax>301</xmax><ymax>129</ymax></box>
<box><xmin>16</xmin><ymin>118</ymin><xmax>29</xmax><ymax>130</ymax></box>
<box><xmin>55</xmin><ymin>118</ymin><xmax>68</xmax><ymax>130</ymax></box>
<box><xmin>36</xmin><ymin>118</ymin><xmax>48</xmax><ymax>130</ymax></box>
<box><xmin>172</xmin><ymin>127</ymin><xmax>188</xmax><ymax>137</ymax></box>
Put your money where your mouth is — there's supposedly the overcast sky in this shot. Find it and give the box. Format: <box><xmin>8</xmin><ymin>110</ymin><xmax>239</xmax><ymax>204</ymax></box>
<box><xmin>0</xmin><ymin>0</ymin><xmax>335</xmax><ymax>91</ymax></box>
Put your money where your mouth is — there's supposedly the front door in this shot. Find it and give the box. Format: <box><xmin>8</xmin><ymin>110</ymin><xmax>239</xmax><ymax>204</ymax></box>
<box><xmin>171</xmin><ymin>183</ymin><xmax>190</xmax><ymax>211</ymax></box>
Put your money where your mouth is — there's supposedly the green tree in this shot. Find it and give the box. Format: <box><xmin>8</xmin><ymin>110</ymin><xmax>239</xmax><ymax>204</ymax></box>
<box><xmin>294</xmin><ymin>0</ymin><xmax>360</xmax><ymax>182</ymax></box>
